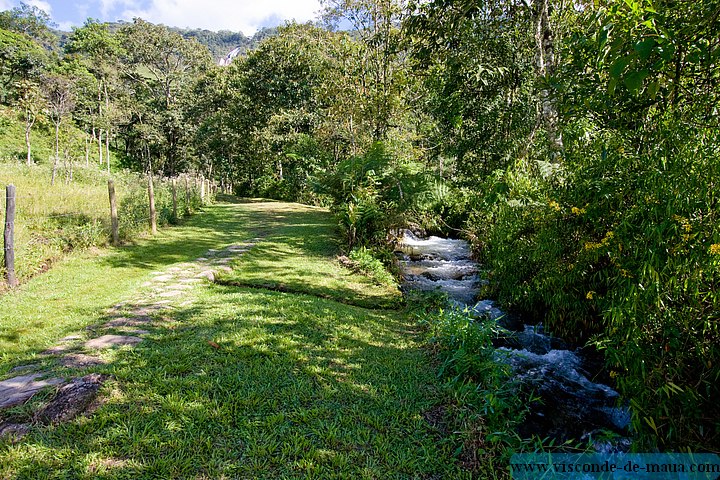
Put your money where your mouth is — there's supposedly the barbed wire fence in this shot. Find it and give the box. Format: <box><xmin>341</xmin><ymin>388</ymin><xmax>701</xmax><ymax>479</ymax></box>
<box><xmin>2</xmin><ymin>172</ymin><xmax>218</xmax><ymax>288</ymax></box>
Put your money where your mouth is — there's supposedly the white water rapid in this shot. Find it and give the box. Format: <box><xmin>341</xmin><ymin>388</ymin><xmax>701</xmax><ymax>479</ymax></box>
<box><xmin>396</xmin><ymin>230</ymin><xmax>631</xmax><ymax>450</ymax></box>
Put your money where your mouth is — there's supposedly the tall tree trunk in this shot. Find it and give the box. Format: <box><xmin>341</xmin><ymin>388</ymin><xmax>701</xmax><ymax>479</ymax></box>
<box><xmin>85</xmin><ymin>133</ymin><xmax>90</xmax><ymax>167</ymax></box>
<box><xmin>92</xmin><ymin>126</ymin><xmax>98</xmax><ymax>164</ymax></box>
<box><xmin>98</xmin><ymin>129</ymin><xmax>104</xmax><ymax>167</ymax></box>
<box><xmin>51</xmin><ymin>122</ymin><xmax>59</xmax><ymax>186</ymax></box>
<box><xmin>104</xmin><ymin>81</ymin><xmax>111</xmax><ymax>168</ymax></box>
<box><xmin>106</xmin><ymin>129</ymin><xmax>111</xmax><ymax>174</ymax></box>
<box><xmin>533</xmin><ymin>0</ymin><xmax>563</xmax><ymax>154</ymax></box>
<box><xmin>25</xmin><ymin>113</ymin><xmax>34</xmax><ymax>166</ymax></box>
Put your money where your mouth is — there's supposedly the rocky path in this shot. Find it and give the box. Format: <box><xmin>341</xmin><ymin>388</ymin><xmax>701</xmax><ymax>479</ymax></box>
<box><xmin>0</xmin><ymin>238</ymin><xmax>261</xmax><ymax>441</ymax></box>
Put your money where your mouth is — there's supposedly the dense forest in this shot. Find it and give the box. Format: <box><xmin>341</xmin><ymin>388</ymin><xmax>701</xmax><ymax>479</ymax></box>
<box><xmin>1</xmin><ymin>0</ymin><xmax>718</xmax><ymax>453</ymax></box>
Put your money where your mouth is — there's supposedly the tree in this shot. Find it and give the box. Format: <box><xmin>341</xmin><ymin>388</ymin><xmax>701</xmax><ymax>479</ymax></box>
<box><xmin>15</xmin><ymin>78</ymin><xmax>45</xmax><ymax>165</ymax></box>
<box><xmin>550</xmin><ymin>0</ymin><xmax>720</xmax><ymax>449</ymax></box>
<box><xmin>118</xmin><ymin>19</ymin><xmax>212</xmax><ymax>175</ymax></box>
<box><xmin>42</xmin><ymin>72</ymin><xmax>75</xmax><ymax>185</ymax></box>
<box><xmin>0</xmin><ymin>27</ymin><xmax>47</xmax><ymax>103</ymax></box>
<box><xmin>224</xmin><ymin>23</ymin><xmax>341</xmax><ymax>198</ymax></box>
<box><xmin>321</xmin><ymin>0</ymin><xmax>409</xmax><ymax>143</ymax></box>
<box><xmin>66</xmin><ymin>20</ymin><xmax>125</xmax><ymax>169</ymax></box>
<box><xmin>0</xmin><ymin>2</ymin><xmax>57</xmax><ymax>48</ymax></box>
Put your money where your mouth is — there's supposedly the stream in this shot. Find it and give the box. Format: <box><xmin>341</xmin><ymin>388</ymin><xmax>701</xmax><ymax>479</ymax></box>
<box><xmin>396</xmin><ymin>231</ymin><xmax>631</xmax><ymax>451</ymax></box>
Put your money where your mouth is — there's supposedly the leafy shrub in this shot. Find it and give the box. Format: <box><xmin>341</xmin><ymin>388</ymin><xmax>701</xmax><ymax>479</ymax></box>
<box><xmin>348</xmin><ymin>246</ymin><xmax>395</xmax><ymax>286</ymax></box>
<box><xmin>470</xmin><ymin>119</ymin><xmax>720</xmax><ymax>451</ymax></box>
<box><xmin>117</xmin><ymin>173</ymin><xmax>204</xmax><ymax>239</ymax></box>
<box><xmin>411</xmin><ymin>297</ymin><xmax>529</xmax><ymax>471</ymax></box>
<box><xmin>423</xmin><ymin>306</ymin><xmax>511</xmax><ymax>391</ymax></box>
<box><xmin>462</xmin><ymin>0</ymin><xmax>720</xmax><ymax>450</ymax></box>
<box><xmin>318</xmin><ymin>141</ymin><xmax>438</xmax><ymax>248</ymax></box>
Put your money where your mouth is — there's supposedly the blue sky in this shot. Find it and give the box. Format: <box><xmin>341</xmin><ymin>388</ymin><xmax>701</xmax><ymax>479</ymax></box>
<box><xmin>0</xmin><ymin>0</ymin><xmax>322</xmax><ymax>34</ymax></box>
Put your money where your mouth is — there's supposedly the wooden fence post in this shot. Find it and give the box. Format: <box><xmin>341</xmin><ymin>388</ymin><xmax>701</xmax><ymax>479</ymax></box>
<box><xmin>200</xmin><ymin>176</ymin><xmax>206</xmax><ymax>203</ymax></box>
<box><xmin>148</xmin><ymin>174</ymin><xmax>157</xmax><ymax>235</ymax></box>
<box><xmin>171</xmin><ymin>177</ymin><xmax>178</xmax><ymax>221</ymax></box>
<box><xmin>4</xmin><ymin>185</ymin><xmax>17</xmax><ymax>288</ymax></box>
<box><xmin>108</xmin><ymin>180</ymin><xmax>119</xmax><ymax>246</ymax></box>
<box><xmin>184</xmin><ymin>175</ymin><xmax>190</xmax><ymax>215</ymax></box>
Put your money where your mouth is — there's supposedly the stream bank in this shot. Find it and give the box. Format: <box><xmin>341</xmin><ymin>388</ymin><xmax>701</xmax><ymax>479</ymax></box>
<box><xmin>396</xmin><ymin>230</ymin><xmax>631</xmax><ymax>451</ymax></box>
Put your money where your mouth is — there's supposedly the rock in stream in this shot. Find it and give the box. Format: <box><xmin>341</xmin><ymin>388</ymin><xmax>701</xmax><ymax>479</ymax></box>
<box><xmin>396</xmin><ymin>230</ymin><xmax>630</xmax><ymax>448</ymax></box>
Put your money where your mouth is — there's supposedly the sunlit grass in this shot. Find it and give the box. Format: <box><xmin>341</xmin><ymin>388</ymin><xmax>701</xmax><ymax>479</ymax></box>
<box><xmin>0</xmin><ymin>162</ymin><xmax>203</xmax><ymax>288</ymax></box>
<box><xmin>0</xmin><ymin>199</ymin><xmax>469</xmax><ymax>478</ymax></box>
<box><xmin>214</xmin><ymin>199</ymin><xmax>402</xmax><ymax>310</ymax></box>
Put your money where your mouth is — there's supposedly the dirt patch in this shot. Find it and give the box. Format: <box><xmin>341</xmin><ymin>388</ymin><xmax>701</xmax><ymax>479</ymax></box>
<box><xmin>60</xmin><ymin>353</ymin><xmax>107</xmax><ymax>369</ymax></box>
<box><xmin>85</xmin><ymin>335</ymin><xmax>143</xmax><ymax>350</ymax></box>
<box><xmin>422</xmin><ymin>404</ymin><xmax>448</xmax><ymax>434</ymax></box>
<box><xmin>103</xmin><ymin>316</ymin><xmax>152</xmax><ymax>328</ymax></box>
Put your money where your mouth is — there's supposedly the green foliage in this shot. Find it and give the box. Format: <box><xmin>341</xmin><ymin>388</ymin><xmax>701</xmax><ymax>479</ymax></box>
<box><xmin>222</xmin><ymin>23</ymin><xmax>343</xmax><ymax>201</ymax></box>
<box><xmin>425</xmin><ymin>307</ymin><xmax>504</xmax><ymax>386</ymax></box>
<box><xmin>461</xmin><ymin>0</ymin><xmax>720</xmax><ymax>451</ymax></box>
<box><xmin>318</xmin><ymin>142</ymin><xmax>437</xmax><ymax>248</ymax></box>
<box><xmin>405</xmin><ymin>0</ymin><xmax>541</xmax><ymax>183</ymax></box>
<box><xmin>116</xmin><ymin>174</ymin><xmax>204</xmax><ymax>238</ymax></box>
<box><xmin>117</xmin><ymin>19</ymin><xmax>212</xmax><ymax>175</ymax></box>
<box><xmin>0</xmin><ymin>162</ymin><xmax>204</xmax><ymax>289</ymax></box>
<box><xmin>0</xmin><ymin>3</ymin><xmax>56</xmax><ymax>47</ymax></box>
<box><xmin>0</xmin><ymin>27</ymin><xmax>48</xmax><ymax>103</ymax></box>
<box><xmin>348</xmin><ymin>246</ymin><xmax>396</xmax><ymax>286</ymax></box>
<box><xmin>411</xmin><ymin>297</ymin><xmax>529</xmax><ymax>475</ymax></box>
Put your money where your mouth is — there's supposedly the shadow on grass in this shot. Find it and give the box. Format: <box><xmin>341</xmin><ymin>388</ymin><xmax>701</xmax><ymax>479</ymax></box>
<box><xmin>99</xmin><ymin>201</ymin><xmax>335</xmax><ymax>270</ymax></box>
<box><xmin>1</xmin><ymin>286</ymin><xmax>461</xmax><ymax>478</ymax></box>
<box><xmin>1</xmin><ymin>198</ymin><xmax>456</xmax><ymax>477</ymax></box>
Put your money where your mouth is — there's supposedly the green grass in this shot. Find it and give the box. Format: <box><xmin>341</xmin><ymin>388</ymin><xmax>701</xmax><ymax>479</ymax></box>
<box><xmin>0</xmin><ymin>162</ymin><xmax>204</xmax><ymax>288</ymax></box>
<box><xmin>0</xmin><ymin>201</ymin><xmax>235</xmax><ymax>373</ymax></box>
<box><xmin>0</xmin><ymin>199</ymin><xmax>470</xmax><ymax>479</ymax></box>
<box><xmin>213</xmin><ymin>199</ymin><xmax>401</xmax><ymax>310</ymax></box>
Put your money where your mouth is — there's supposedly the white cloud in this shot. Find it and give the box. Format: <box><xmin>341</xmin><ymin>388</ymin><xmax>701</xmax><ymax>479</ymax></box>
<box><xmin>25</xmin><ymin>0</ymin><xmax>53</xmax><ymax>15</ymax></box>
<box><xmin>122</xmin><ymin>0</ymin><xmax>321</xmax><ymax>34</ymax></box>
<box><xmin>100</xmin><ymin>0</ymin><xmax>139</xmax><ymax>18</ymax></box>
<box><xmin>0</xmin><ymin>0</ymin><xmax>13</xmax><ymax>11</ymax></box>
<box><xmin>57</xmin><ymin>20</ymin><xmax>75</xmax><ymax>30</ymax></box>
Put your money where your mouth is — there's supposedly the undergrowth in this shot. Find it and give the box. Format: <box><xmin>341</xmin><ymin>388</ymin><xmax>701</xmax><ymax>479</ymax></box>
<box><xmin>407</xmin><ymin>291</ymin><xmax>531</xmax><ymax>478</ymax></box>
<box><xmin>347</xmin><ymin>246</ymin><xmax>396</xmax><ymax>286</ymax></box>
<box><xmin>408</xmin><ymin>290</ymin><xmax>612</xmax><ymax>477</ymax></box>
<box><xmin>0</xmin><ymin>162</ymin><xmax>206</xmax><ymax>289</ymax></box>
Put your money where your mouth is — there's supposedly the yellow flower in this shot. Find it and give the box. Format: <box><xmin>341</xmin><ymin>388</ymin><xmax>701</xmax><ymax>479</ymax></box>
<box><xmin>548</xmin><ymin>200</ymin><xmax>561</xmax><ymax>212</ymax></box>
<box><xmin>673</xmin><ymin>215</ymin><xmax>692</xmax><ymax>232</ymax></box>
<box><xmin>710</xmin><ymin>244</ymin><xmax>720</xmax><ymax>255</ymax></box>
<box><xmin>672</xmin><ymin>214</ymin><xmax>686</xmax><ymax>222</ymax></box>
<box><xmin>571</xmin><ymin>206</ymin><xmax>586</xmax><ymax>215</ymax></box>
<box><xmin>586</xmin><ymin>291</ymin><xmax>596</xmax><ymax>300</ymax></box>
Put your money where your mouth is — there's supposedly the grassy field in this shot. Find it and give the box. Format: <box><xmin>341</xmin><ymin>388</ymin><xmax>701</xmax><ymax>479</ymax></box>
<box><xmin>0</xmin><ymin>162</ymin><xmax>205</xmax><ymax>289</ymax></box>
<box><xmin>0</xmin><ymin>198</ymin><xmax>471</xmax><ymax>479</ymax></box>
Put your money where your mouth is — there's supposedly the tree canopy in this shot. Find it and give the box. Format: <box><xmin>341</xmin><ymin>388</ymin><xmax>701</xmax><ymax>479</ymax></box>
<box><xmin>0</xmin><ymin>0</ymin><xmax>718</xmax><ymax>451</ymax></box>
